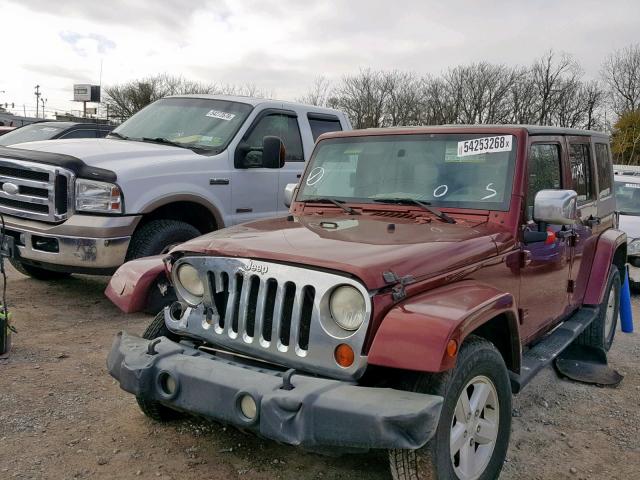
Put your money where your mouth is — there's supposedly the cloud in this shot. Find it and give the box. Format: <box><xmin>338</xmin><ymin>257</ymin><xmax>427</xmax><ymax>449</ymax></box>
<box><xmin>59</xmin><ymin>32</ymin><xmax>116</xmax><ymax>56</ymax></box>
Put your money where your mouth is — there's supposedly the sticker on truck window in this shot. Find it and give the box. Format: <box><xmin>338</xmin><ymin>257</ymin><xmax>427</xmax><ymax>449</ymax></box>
<box><xmin>625</xmin><ymin>183</ymin><xmax>640</xmax><ymax>189</ymax></box>
<box><xmin>457</xmin><ymin>135</ymin><xmax>512</xmax><ymax>157</ymax></box>
<box><xmin>205</xmin><ymin>110</ymin><xmax>236</xmax><ymax>121</ymax></box>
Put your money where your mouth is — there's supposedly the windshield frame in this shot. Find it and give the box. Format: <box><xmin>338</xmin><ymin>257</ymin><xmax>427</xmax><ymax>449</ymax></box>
<box><xmin>110</xmin><ymin>97</ymin><xmax>254</xmax><ymax>156</ymax></box>
<box><xmin>297</xmin><ymin>133</ymin><xmax>519</xmax><ymax>212</ymax></box>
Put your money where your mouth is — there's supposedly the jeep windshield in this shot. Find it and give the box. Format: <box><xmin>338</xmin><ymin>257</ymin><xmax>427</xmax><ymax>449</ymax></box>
<box><xmin>615</xmin><ymin>180</ymin><xmax>640</xmax><ymax>215</ymax></box>
<box><xmin>298</xmin><ymin>133</ymin><xmax>517</xmax><ymax>211</ymax></box>
<box><xmin>110</xmin><ymin>97</ymin><xmax>253</xmax><ymax>154</ymax></box>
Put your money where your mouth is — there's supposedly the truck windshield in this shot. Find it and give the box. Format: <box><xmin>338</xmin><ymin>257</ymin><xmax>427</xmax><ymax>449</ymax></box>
<box><xmin>298</xmin><ymin>134</ymin><xmax>518</xmax><ymax>211</ymax></box>
<box><xmin>615</xmin><ymin>181</ymin><xmax>640</xmax><ymax>215</ymax></box>
<box><xmin>111</xmin><ymin>97</ymin><xmax>253</xmax><ymax>154</ymax></box>
<box><xmin>0</xmin><ymin>123</ymin><xmax>64</xmax><ymax>146</ymax></box>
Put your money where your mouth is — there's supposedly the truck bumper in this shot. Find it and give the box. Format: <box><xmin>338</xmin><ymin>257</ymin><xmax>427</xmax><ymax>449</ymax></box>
<box><xmin>107</xmin><ymin>332</ymin><xmax>443</xmax><ymax>451</ymax></box>
<box><xmin>3</xmin><ymin>214</ymin><xmax>141</xmax><ymax>274</ymax></box>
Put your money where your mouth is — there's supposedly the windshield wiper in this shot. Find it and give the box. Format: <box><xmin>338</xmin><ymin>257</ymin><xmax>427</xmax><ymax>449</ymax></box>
<box><xmin>373</xmin><ymin>198</ymin><xmax>456</xmax><ymax>224</ymax></box>
<box><xmin>108</xmin><ymin>131</ymin><xmax>129</xmax><ymax>140</ymax></box>
<box><xmin>141</xmin><ymin>137</ymin><xmax>186</xmax><ymax>148</ymax></box>
<box><xmin>300</xmin><ymin>198</ymin><xmax>360</xmax><ymax>215</ymax></box>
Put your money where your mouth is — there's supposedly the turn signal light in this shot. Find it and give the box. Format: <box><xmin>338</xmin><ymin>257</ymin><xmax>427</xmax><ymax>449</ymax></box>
<box><xmin>334</xmin><ymin>343</ymin><xmax>355</xmax><ymax>368</ymax></box>
<box><xmin>446</xmin><ymin>339</ymin><xmax>458</xmax><ymax>357</ymax></box>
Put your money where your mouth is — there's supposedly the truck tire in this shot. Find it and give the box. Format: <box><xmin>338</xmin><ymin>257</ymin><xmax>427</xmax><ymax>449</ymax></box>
<box><xmin>126</xmin><ymin>220</ymin><xmax>201</xmax><ymax>261</ymax></box>
<box><xmin>389</xmin><ymin>336</ymin><xmax>512</xmax><ymax>480</ymax></box>
<box><xmin>9</xmin><ymin>259</ymin><xmax>71</xmax><ymax>280</ymax></box>
<box><xmin>576</xmin><ymin>266</ymin><xmax>620</xmax><ymax>352</ymax></box>
<box><xmin>135</xmin><ymin>312</ymin><xmax>182</xmax><ymax>422</ymax></box>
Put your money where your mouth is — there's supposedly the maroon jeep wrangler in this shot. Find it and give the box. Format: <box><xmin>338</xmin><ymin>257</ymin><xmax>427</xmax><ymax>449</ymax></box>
<box><xmin>108</xmin><ymin>125</ymin><xmax>623</xmax><ymax>480</ymax></box>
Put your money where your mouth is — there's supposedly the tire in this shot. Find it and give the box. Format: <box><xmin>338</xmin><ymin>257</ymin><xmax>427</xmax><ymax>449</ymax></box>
<box><xmin>9</xmin><ymin>258</ymin><xmax>72</xmax><ymax>280</ymax></box>
<box><xmin>135</xmin><ymin>312</ymin><xmax>181</xmax><ymax>422</ymax></box>
<box><xmin>389</xmin><ymin>336</ymin><xmax>512</xmax><ymax>480</ymax></box>
<box><xmin>126</xmin><ymin>220</ymin><xmax>200</xmax><ymax>261</ymax></box>
<box><xmin>576</xmin><ymin>266</ymin><xmax>620</xmax><ymax>352</ymax></box>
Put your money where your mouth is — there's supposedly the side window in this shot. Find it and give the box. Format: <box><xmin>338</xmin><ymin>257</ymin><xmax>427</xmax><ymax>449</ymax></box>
<box><xmin>242</xmin><ymin>113</ymin><xmax>304</xmax><ymax>167</ymax></box>
<box><xmin>595</xmin><ymin>143</ymin><xmax>612</xmax><ymax>199</ymax></box>
<box><xmin>308</xmin><ymin>115</ymin><xmax>342</xmax><ymax>141</ymax></box>
<box><xmin>527</xmin><ymin>144</ymin><xmax>562</xmax><ymax>219</ymax></box>
<box><xmin>60</xmin><ymin>129</ymin><xmax>97</xmax><ymax>139</ymax></box>
<box><xmin>569</xmin><ymin>143</ymin><xmax>594</xmax><ymax>204</ymax></box>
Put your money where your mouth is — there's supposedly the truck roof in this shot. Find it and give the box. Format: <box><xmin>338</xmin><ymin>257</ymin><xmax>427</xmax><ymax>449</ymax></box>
<box><xmin>168</xmin><ymin>94</ymin><xmax>345</xmax><ymax>117</ymax></box>
<box><xmin>318</xmin><ymin>124</ymin><xmax>609</xmax><ymax>141</ymax></box>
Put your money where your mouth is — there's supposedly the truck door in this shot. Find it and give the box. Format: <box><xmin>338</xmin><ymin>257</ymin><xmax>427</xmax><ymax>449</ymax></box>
<box><xmin>518</xmin><ymin>138</ymin><xmax>573</xmax><ymax>341</ymax></box>
<box><xmin>276</xmin><ymin>114</ymin><xmax>306</xmax><ymax>212</ymax></box>
<box><xmin>231</xmin><ymin>110</ymin><xmax>297</xmax><ymax>224</ymax></box>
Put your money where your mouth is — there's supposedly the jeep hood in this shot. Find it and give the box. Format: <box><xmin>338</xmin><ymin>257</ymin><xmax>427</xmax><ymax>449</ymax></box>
<box><xmin>174</xmin><ymin>215</ymin><xmax>510</xmax><ymax>290</ymax></box>
<box><xmin>12</xmin><ymin>138</ymin><xmax>200</xmax><ymax>172</ymax></box>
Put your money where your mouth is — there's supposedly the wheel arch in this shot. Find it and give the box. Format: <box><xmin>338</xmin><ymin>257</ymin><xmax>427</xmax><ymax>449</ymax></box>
<box><xmin>583</xmin><ymin>229</ymin><xmax>627</xmax><ymax>305</ymax></box>
<box><xmin>368</xmin><ymin>281</ymin><xmax>522</xmax><ymax>375</ymax></box>
<box><xmin>138</xmin><ymin>195</ymin><xmax>224</xmax><ymax>234</ymax></box>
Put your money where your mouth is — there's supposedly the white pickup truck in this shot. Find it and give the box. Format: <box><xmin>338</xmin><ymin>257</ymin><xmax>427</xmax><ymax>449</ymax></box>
<box><xmin>0</xmin><ymin>95</ymin><xmax>350</xmax><ymax>279</ymax></box>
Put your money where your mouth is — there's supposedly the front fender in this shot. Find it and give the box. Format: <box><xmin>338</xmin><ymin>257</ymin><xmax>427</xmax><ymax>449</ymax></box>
<box><xmin>583</xmin><ymin>229</ymin><xmax>627</xmax><ymax>305</ymax></box>
<box><xmin>105</xmin><ymin>255</ymin><xmax>166</xmax><ymax>313</ymax></box>
<box><xmin>368</xmin><ymin>281</ymin><xmax>519</xmax><ymax>373</ymax></box>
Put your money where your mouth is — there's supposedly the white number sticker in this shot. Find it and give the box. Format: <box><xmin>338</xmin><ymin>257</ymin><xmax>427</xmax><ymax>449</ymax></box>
<box><xmin>457</xmin><ymin>135</ymin><xmax>512</xmax><ymax>157</ymax></box>
<box><xmin>205</xmin><ymin>109</ymin><xmax>236</xmax><ymax>121</ymax></box>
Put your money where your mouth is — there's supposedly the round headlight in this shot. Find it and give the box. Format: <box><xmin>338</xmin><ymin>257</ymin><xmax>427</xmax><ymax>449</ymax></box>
<box><xmin>175</xmin><ymin>263</ymin><xmax>204</xmax><ymax>305</ymax></box>
<box><xmin>329</xmin><ymin>286</ymin><xmax>366</xmax><ymax>331</ymax></box>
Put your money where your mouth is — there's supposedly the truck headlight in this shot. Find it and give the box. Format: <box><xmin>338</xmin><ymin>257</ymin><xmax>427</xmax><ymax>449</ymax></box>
<box><xmin>629</xmin><ymin>239</ymin><xmax>640</xmax><ymax>256</ymax></box>
<box><xmin>174</xmin><ymin>263</ymin><xmax>204</xmax><ymax>306</ymax></box>
<box><xmin>329</xmin><ymin>285</ymin><xmax>366</xmax><ymax>331</ymax></box>
<box><xmin>75</xmin><ymin>179</ymin><xmax>122</xmax><ymax>214</ymax></box>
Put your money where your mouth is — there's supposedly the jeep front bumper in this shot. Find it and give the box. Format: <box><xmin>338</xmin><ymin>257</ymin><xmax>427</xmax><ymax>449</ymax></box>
<box><xmin>107</xmin><ymin>332</ymin><xmax>443</xmax><ymax>451</ymax></box>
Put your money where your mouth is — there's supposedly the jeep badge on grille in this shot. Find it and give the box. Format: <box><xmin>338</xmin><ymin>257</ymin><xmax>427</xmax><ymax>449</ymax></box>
<box><xmin>241</xmin><ymin>260</ymin><xmax>269</xmax><ymax>275</ymax></box>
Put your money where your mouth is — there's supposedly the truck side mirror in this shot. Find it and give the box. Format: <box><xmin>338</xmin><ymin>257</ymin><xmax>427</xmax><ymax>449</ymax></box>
<box><xmin>262</xmin><ymin>136</ymin><xmax>285</xmax><ymax>169</ymax></box>
<box><xmin>284</xmin><ymin>183</ymin><xmax>298</xmax><ymax>208</ymax></box>
<box><xmin>533</xmin><ymin>189</ymin><xmax>578</xmax><ymax>225</ymax></box>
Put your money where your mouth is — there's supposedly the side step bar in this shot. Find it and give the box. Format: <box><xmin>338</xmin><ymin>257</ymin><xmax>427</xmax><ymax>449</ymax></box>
<box><xmin>510</xmin><ymin>306</ymin><xmax>600</xmax><ymax>393</ymax></box>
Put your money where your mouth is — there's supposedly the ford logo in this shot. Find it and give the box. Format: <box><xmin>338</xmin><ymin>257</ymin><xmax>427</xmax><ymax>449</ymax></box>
<box><xmin>2</xmin><ymin>182</ymin><xmax>19</xmax><ymax>195</ymax></box>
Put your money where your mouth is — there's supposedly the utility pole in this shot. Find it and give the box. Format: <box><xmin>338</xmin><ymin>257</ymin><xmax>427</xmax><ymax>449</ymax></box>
<box><xmin>34</xmin><ymin>85</ymin><xmax>41</xmax><ymax>118</ymax></box>
<box><xmin>40</xmin><ymin>98</ymin><xmax>47</xmax><ymax>119</ymax></box>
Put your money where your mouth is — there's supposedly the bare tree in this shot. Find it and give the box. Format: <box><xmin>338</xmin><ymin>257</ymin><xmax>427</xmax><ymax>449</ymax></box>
<box><xmin>602</xmin><ymin>44</ymin><xmax>640</xmax><ymax>115</ymax></box>
<box><xmin>297</xmin><ymin>76</ymin><xmax>332</xmax><ymax>107</ymax></box>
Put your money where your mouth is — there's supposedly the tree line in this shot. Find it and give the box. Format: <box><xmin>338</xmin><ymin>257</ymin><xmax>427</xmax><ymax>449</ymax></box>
<box><xmin>104</xmin><ymin>44</ymin><xmax>640</xmax><ymax>164</ymax></box>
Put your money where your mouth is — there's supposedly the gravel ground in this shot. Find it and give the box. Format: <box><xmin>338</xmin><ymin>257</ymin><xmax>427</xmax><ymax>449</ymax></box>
<box><xmin>0</xmin><ymin>266</ymin><xmax>637</xmax><ymax>479</ymax></box>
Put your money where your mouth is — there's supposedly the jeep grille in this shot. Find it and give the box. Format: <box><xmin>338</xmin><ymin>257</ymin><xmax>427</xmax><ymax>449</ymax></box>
<box><xmin>165</xmin><ymin>257</ymin><xmax>372</xmax><ymax>380</ymax></box>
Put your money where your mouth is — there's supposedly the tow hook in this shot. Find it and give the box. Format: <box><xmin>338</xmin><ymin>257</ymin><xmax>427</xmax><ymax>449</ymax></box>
<box><xmin>147</xmin><ymin>338</ymin><xmax>161</xmax><ymax>355</ymax></box>
<box><xmin>280</xmin><ymin>369</ymin><xmax>296</xmax><ymax>390</ymax></box>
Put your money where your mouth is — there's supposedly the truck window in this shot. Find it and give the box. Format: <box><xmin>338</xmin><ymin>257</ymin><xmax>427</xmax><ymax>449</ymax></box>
<box><xmin>243</xmin><ymin>114</ymin><xmax>304</xmax><ymax>165</ymax></box>
<box><xmin>569</xmin><ymin>143</ymin><xmax>594</xmax><ymax>204</ymax></box>
<box><xmin>595</xmin><ymin>143</ymin><xmax>612</xmax><ymax>199</ymax></box>
<box><xmin>527</xmin><ymin>144</ymin><xmax>562</xmax><ymax>219</ymax></box>
<box><xmin>60</xmin><ymin>129</ymin><xmax>97</xmax><ymax>139</ymax></box>
<box><xmin>308</xmin><ymin>115</ymin><xmax>342</xmax><ymax>141</ymax></box>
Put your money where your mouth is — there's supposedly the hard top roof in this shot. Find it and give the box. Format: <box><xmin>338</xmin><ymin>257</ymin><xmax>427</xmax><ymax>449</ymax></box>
<box><xmin>167</xmin><ymin>94</ymin><xmax>345</xmax><ymax>116</ymax></box>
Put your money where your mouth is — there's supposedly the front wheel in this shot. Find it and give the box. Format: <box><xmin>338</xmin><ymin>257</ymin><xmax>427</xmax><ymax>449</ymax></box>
<box><xmin>389</xmin><ymin>336</ymin><xmax>512</xmax><ymax>480</ymax></box>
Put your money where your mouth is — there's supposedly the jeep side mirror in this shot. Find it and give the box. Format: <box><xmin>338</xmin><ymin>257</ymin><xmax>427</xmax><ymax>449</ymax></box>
<box><xmin>262</xmin><ymin>136</ymin><xmax>285</xmax><ymax>169</ymax></box>
<box><xmin>533</xmin><ymin>189</ymin><xmax>578</xmax><ymax>225</ymax></box>
<box><xmin>284</xmin><ymin>183</ymin><xmax>298</xmax><ymax>208</ymax></box>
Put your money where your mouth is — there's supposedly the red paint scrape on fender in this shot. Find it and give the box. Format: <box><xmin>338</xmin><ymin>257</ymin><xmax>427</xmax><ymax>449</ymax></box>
<box><xmin>368</xmin><ymin>281</ymin><xmax>519</xmax><ymax>373</ymax></box>
<box><xmin>105</xmin><ymin>255</ymin><xmax>166</xmax><ymax>313</ymax></box>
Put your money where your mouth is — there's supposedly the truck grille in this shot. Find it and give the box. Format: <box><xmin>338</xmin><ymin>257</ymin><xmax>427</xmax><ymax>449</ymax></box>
<box><xmin>0</xmin><ymin>158</ymin><xmax>74</xmax><ymax>222</ymax></box>
<box><xmin>165</xmin><ymin>257</ymin><xmax>372</xmax><ymax>380</ymax></box>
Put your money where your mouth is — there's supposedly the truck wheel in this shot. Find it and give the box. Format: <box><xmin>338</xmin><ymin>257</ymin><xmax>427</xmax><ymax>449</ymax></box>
<box><xmin>576</xmin><ymin>266</ymin><xmax>620</xmax><ymax>352</ymax></box>
<box><xmin>389</xmin><ymin>336</ymin><xmax>512</xmax><ymax>480</ymax></box>
<box><xmin>126</xmin><ymin>220</ymin><xmax>200</xmax><ymax>261</ymax></box>
<box><xmin>9</xmin><ymin>259</ymin><xmax>71</xmax><ymax>280</ymax></box>
<box><xmin>135</xmin><ymin>312</ymin><xmax>182</xmax><ymax>422</ymax></box>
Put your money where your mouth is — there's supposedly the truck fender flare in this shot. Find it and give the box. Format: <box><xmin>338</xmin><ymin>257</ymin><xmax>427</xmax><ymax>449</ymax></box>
<box><xmin>367</xmin><ymin>280</ymin><xmax>521</xmax><ymax>374</ymax></box>
<box><xmin>583</xmin><ymin>229</ymin><xmax>627</xmax><ymax>305</ymax></box>
<box><xmin>140</xmin><ymin>194</ymin><xmax>225</xmax><ymax>230</ymax></box>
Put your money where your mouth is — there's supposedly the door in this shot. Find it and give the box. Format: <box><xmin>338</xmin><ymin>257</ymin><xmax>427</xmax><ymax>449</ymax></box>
<box><xmin>276</xmin><ymin>115</ymin><xmax>306</xmax><ymax>212</ymax></box>
<box><xmin>518</xmin><ymin>139</ymin><xmax>573</xmax><ymax>341</ymax></box>
<box><xmin>231</xmin><ymin>111</ymin><xmax>299</xmax><ymax>224</ymax></box>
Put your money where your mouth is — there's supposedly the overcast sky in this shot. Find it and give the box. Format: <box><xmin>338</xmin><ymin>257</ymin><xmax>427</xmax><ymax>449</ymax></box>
<box><xmin>2</xmin><ymin>0</ymin><xmax>639</xmax><ymax>118</ymax></box>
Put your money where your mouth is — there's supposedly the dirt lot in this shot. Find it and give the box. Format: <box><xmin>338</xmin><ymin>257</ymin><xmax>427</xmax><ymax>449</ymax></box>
<box><xmin>0</xmin><ymin>266</ymin><xmax>638</xmax><ymax>480</ymax></box>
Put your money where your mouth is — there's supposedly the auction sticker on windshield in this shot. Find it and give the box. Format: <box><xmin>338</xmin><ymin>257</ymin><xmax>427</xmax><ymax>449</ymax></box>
<box><xmin>457</xmin><ymin>135</ymin><xmax>512</xmax><ymax>157</ymax></box>
<box><xmin>205</xmin><ymin>110</ymin><xmax>236</xmax><ymax>121</ymax></box>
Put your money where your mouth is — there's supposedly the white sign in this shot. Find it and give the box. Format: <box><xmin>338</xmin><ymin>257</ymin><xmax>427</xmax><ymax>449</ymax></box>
<box><xmin>205</xmin><ymin>109</ymin><xmax>236</xmax><ymax>121</ymax></box>
<box><xmin>457</xmin><ymin>135</ymin><xmax>513</xmax><ymax>157</ymax></box>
